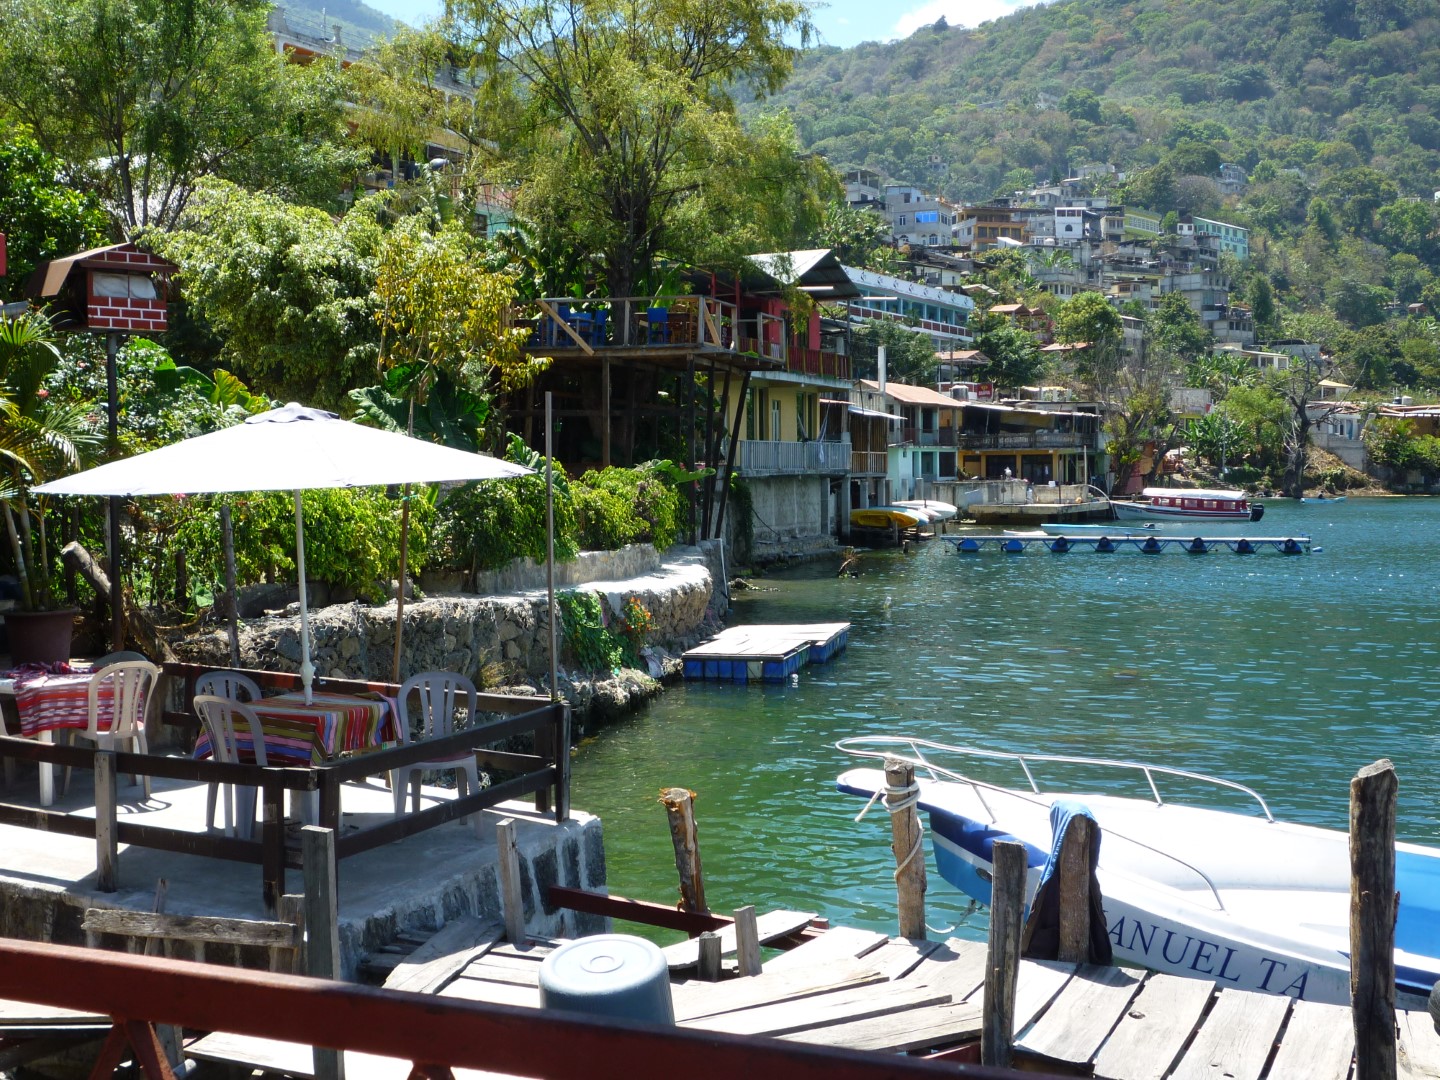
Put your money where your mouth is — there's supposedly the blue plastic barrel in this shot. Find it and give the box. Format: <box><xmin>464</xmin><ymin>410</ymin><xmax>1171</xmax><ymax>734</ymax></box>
<box><xmin>538</xmin><ymin>934</ymin><xmax>674</xmax><ymax>1024</ymax></box>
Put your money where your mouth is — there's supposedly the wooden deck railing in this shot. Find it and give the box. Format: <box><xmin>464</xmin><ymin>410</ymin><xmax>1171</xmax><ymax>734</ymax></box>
<box><xmin>0</xmin><ymin>663</ymin><xmax>569</xmax><ymax>914</ymax></box>
<box><xmin>0</xmin><ymin>938</ymin><xmax>1028</xmax><ymax>1080</ymax></box>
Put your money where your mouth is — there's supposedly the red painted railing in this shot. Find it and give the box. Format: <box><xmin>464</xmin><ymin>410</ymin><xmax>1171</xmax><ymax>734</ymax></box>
<box><xmin>0</xmin><ymin>939</ymin><xmax>1032</xmax><ymax>1080</ymax></box>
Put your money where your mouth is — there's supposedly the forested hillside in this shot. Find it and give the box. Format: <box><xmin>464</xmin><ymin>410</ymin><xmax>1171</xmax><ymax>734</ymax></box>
<box><xmin>757</xmin><ymin>0</ymin><xmax>1440</xmax><ymax>204</ymax></box>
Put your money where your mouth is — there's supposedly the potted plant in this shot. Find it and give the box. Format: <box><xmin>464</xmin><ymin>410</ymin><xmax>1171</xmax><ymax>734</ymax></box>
<box><xmin>0</xmin><ymin>309</ymin><xmax>101</xmax><ymax>663</ymax></box>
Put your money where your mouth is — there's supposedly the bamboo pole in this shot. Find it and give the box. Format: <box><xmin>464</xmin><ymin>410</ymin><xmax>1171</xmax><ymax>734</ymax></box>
<box><xmin>661</xmin><ymin>787</ymin><xmax>708</xmax><ymax>915</ymax></box>
<box><xmin>982</xmin><ymin>840</ymin><xmax>1027</xmax><ymax>1069</ymax></box>
<box><xmin>1350</xmin><ymin>759</ymin><xmax>1397</xmax><ymax>1080</ymax></box>
<box><xmin>884</xmin><ymin>756</ymin><xmax>926</xmax><ymax>940</ymax></box>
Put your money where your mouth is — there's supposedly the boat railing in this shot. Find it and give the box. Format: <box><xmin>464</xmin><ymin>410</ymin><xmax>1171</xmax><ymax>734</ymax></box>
<box><xmin>836</xmin><ymin>735</ymin><xmax>1277</xmax><ymax>912</ymax></box>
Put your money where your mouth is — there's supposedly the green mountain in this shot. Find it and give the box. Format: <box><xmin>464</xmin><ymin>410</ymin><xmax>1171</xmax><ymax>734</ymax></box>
<box><xmin>271</xmin><ymin>1</ymin><xmax>399</xmax><ymax>49</ymax></box>
<box><xmin>757</xmin><ymin>0</ymin><xmax>1440</xmax><ymax>205</ymax></box>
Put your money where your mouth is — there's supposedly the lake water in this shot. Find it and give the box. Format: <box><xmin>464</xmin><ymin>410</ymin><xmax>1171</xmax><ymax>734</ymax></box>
<box><xmin>569</xmin><ymin>497</ymin><xmax>1440</xmax><ymax>942</ymax></box>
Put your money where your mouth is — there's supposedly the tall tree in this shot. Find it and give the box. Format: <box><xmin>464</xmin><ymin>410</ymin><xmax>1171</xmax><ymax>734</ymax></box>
<box><xmin>1054</xmin><ymin>291</ymin><xmax>1123</xmax><ymax>399</ymax></box>
<box><xmin>451</xmin><ymin>0</ymin><xmax>818</xmax><ymax>301</ymax></box>
<box><xmin>0</xmin><ymin>127</ymin><xmax>110</xmax><ymax>301</ymax></box>
<box><xmin>0</xmin><ymin>0</ymin><xmax>360</xmax><ymax>233</ymax></box>
<box><xmin>1147</xmin><ymin>292</ymin><xmax>1211</xmax><ymax>367</ymax></box>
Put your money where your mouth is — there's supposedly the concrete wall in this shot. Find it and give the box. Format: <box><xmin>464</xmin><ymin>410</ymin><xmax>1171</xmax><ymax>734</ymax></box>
<box><xmin>746</xmin><ymin>475</ymin><xmax>837</xmax><ymax>560</ymax></box>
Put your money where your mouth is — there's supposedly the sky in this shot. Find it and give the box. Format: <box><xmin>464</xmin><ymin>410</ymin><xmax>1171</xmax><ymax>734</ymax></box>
<box><xmin>366</xmin><ymin>0</ymin><xmax>1039</xmax><ymax>51</ymax></box>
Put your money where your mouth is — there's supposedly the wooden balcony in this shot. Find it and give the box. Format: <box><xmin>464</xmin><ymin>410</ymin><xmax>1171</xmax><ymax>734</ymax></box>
<box><xmin>518</xmin><ymin>296</ymin><xmax>848</xmax><ymax>379</ymax></box>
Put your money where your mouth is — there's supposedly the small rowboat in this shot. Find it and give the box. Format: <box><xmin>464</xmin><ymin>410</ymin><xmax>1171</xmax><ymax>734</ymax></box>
<box><xmin>893</xmin><ymin>499</ymin><xmax>958</xmax><ymax>521</ymax></box>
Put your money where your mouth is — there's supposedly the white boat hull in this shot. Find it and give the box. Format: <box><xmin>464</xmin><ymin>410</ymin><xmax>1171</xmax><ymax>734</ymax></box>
<box><xmin>837</xmin><ymin>766</ymin><xmax>1440</xmax><ymax>1005</ymax></box>
<box><xmin>1111</xmin><ymin>501</ymin><xmax>1256</xmax><ymax>522</ymax></box>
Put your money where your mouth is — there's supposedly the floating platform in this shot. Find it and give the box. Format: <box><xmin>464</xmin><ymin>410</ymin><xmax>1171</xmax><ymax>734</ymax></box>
<box><xmin>946</xmin><ymin>534</ymin><xmax>1311</xmax><ymax>555</ymax></box>
<box><xmin>682</xmin><ymin>623</ymin><xmax>850</xmax><ymax>683</ymax></box>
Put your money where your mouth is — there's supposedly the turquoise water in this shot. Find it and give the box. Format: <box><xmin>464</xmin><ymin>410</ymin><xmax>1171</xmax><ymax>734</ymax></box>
<box><xmin>570</xmin><ymin>497</ymin><xmax>1440</xmax><ymax>941</ymax></box>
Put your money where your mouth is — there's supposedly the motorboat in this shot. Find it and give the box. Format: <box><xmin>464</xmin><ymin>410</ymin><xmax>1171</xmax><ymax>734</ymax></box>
<box><xmin>1301</xmin><ymin>495</ymin><xmax>1347</xmax><ymax>504</ymax></box>
<box><xmin>1110</xmin><ymin>488</ymin><xmax>1263</xmax><ymax>522</ymax></box>
<box><xmin>835</xmin><ymin>736</ymin><xmax>1440</xmax><ymax>1005</ymax></box>
<box><xmin>850</xmin><ymin>507</ymin><xmax>921</xmax><ymax>530</ymax></box>
<box><xmin>893</xmin><ymin>499</ymin><xmax>958</xmax><ymax>521</ymax></box>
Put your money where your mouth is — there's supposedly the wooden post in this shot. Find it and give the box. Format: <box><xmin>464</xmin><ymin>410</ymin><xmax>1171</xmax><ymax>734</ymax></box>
<box><xmin>697</xmin><ymin>932</ymin><xmax>722</xmax><ymax>982</ymax></box>
<box><xmin>983</xmin><ymin>840</ymin><xmax>1027</xmax><ymax>1069</ymax></box>
<box><xmin>301</xmin><ymin>826</ymin><xmax>344</xmax><ymax>1080</ymax></box>
<box><xmin>884</xmin><ymin>756</ymin><xmax>926</xmax><ymax>940</ymax></box>
<box><xmin>95</xmin><ymin>750</ymin><xmax>118</xmax><ymax>892</ymax></box>
<box><xmin>1350</xmin><ymin>759</ymin><xmax>1397</xmax><ymax>1080</ymax></box>
<box><xmin>661</xmin><ymin>787</ymin><xmax>708</xmax><ymax>915</ymax></box>
<box><xmin>1056</xmin><ymin>815</ymin><xmax>1094</xmax><ymax>964</ymax></box>
<box><xmin>496</xmin><ymin>818</ymin><xmax>526</xmax><ymax>945</ymax></box>
<box><xmin>1429</xmin><ymin>980</ymin><xmax>1439</xmax><ymax>1034</ymax></box>
<box><xmin>733</xmin><ymin>906</ymin><xmax>762</xmax><ymax>977</ymax></box>
<box><xmin>261</xmin><ymin>774</ymin><xmax>285</xmax><ymax>917</ymax></box>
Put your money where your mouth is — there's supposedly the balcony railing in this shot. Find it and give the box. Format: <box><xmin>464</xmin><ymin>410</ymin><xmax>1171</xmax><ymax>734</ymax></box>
<box><xmin>520</xmin><ymin>297</ymin><xmax>847</xmax><ymax>378</ymax></box>
<box><xmin>739</xmin><ymin>438</ymin><xmax>851</xmax><ymax>477</ymax></box>
<box><xmin>850</xmin><ymin>450</ymin><xmax>887</xmax><ymax>474</ymax></box>
<box><xmin>956</xmin><ymin>430</ymin><xmax>1100</xmax><ymax>451</ymax></box>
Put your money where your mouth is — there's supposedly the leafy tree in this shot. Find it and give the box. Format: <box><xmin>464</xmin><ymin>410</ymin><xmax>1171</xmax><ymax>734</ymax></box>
<box><xmin>1059</xmin><ymin>88</ymin><xmax>1102</xmax><ymax>124</ymax></box>
<box><xmin>1249</xmin><ymin>276</ymin><xmax>1277</xmax><ymax>338</ymax></box>
<box><xmin>154</xmin><ymin>180</ymin><xmax>386</xmax><ymax>408</ymax></box>
<box><xmin>452</xmin><ymin>0</ymin><xmax>817</xmax><ymax>301</ymax></box>
<box><xmin>1184</xmin><ymin>350</ymin><xmax>1258</xmax><ymax>398</ymax></box>
<box><xmin>809</xmin><ymin>203</ymin><xmax>893</xmax><ymax>270</ymax></box>
<box><xmin>1054</xmin><ymin>291</ymin><xmax>1122</xmax><ymax>398</ymax></box>
<box><xmin>1147</xmin><ymin>292</ymin><xmax>1211</xmax><ymax>366</ymax></box>
<box><xmin>0</xmin><ymin>127</ymin><xmax>110</xmax><ymax>301</ymax></box>
<box><xmin>1219</xmin><ymin>382</ymin><xmax>1288</xmax><ymax>478</ymax></box>
<box><xmin>1316</xmin><ymin>167</ymin><xmax>1399</xmax><ymax>236</ymax></box>
<box><xmin>851</xmin><ymin>319</ymin><xmax>937</xmax><ymax>385</ymax></box>
<box><xmin>971</xmin><ymin>317</ymin><xmax>1042</xmax><ymax>391</ymax></box>
<box><xmin>0</xmin><ymin>0</ymin><xmax>360</xmax><ymax>232</ymax></box>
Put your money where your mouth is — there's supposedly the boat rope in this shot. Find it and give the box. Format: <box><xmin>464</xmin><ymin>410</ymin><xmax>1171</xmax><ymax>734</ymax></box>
<box><xmin>854</xmin><ymin>780</ymin><xmax>926</xmax><ymax>876</ymax></box>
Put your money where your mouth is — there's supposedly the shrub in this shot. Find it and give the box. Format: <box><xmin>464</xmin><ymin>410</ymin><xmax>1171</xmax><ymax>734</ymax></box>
<box><xmin>573</xmin><ymin>483</ymin><xmax>645</xmax><ymax>550</ymax></box>
<box><xmin>557</xmin><ymin>591</ymin><xmax>627</xmax><ymax>672</ymax></box>
<box><xmin>433</xmin><ymin>472</ymin><xmax>579</xmax><ymax>573</ymax></box>
<box><xmin>573</xmin><ymin>463</ymin><xmax>685</xmax><ymax>550</ymax></box>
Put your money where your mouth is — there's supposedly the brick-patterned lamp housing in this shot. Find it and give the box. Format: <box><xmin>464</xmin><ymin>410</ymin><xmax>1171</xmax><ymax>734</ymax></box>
<box><xmin>23</xmin><ymin>242</ymin><xmax>175</xmax><ymax>334</ymax></box>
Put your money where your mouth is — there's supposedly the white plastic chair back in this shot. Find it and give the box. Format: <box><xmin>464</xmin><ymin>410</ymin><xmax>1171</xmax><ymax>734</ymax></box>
<box><xmin>398</xmin><ymin>670</ymin><xmax>478</xmax><ymax>745</ymax></box>
<box><xmin>86</xmin><ymin>660</ymin><xmax>160</xmax><ymax>744</ymax></box>
<box><xmin>195</xmin><ymin>670</ymin><xmax>263</xmax><ymax>705</ymax></box>
<box><xmin>194</xmin><ymin>695</ymin><xmax>269</xmax><ymax>768</ymax></box>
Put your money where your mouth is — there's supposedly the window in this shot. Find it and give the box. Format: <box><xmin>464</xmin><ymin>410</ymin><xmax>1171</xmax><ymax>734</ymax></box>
<box><xmin>92</xmin><ymin>272</ymin><xmax>157</xmax><ymax>299</ymax></box>
<box><xmin>897</xmin><ymin>215</ymin><xmax>908</xmax><ymax>227</ymax></box>
<box><xmin>771</xmin><ymin>399</ymin><xmax>782</xmax><ymax>441</ymax></box>
<box><xmin>915</xmin><ymin>210</ymin><xmax>939</xmax><ymax>223</ymax></box>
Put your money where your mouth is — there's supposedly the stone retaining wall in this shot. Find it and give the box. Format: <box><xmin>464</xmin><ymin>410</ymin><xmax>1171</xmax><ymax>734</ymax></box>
<box><xmin>175</xmin><ymin>544</ymin><xmax>725</xmax><ymax>708</ymax></box>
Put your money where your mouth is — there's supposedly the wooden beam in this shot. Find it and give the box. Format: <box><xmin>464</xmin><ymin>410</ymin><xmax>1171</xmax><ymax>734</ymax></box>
<box><xmin>1350</xmin><ymin>758</ymin><xmax>1397</xmax><ymax>1080</ymax></box>
<box><xmin>982</xmin><ymin>840</ymin><xmax>1026</xmax><ymax>1069</ymax></box>
<box><xmin>885</xmin><ymin>757</ymin><xmax>926</xmax><ymax>940</ymax></box>
<box><xmin>534</xmin><ymin>299</ymin><xmax>594</xmax><ymax>356</ymax></box>
<box><xmin>662</xmin><ymin>787</ymin><xmax>707</xmax><ymax>915</ymax></box>
<box><xmin>496</xmin><ymin>818</ymin><xmax>526</xmax><ymax>945</ymax></box>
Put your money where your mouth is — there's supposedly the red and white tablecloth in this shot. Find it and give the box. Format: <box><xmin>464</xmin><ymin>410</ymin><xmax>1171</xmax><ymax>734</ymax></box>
<box><xmin>2</xmin><ymin>663</ymin><xmax>137</xmax><ymax>737</ymax></box>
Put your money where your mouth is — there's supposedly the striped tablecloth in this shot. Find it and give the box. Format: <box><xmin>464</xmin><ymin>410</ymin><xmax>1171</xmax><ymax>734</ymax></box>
<box><xmin>6</xmin><ymin>665</ymin><xmax>138</xmax><ymax>738</ymax></box>
<box><xmin>193</xmin><ymin>691</ymin><xmax>398</xmax><ymax>767</ymax></box>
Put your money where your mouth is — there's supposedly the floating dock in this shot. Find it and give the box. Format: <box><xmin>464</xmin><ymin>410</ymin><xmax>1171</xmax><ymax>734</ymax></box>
<box><xmin>682</xmin><ymin>623</ymin><xmax>850</xmax><ymax>683</ymax></box>
<box><xmin>945</xmin><ymin>534</ymin><xmax>1311</xmax><ymax>555</ymax></box>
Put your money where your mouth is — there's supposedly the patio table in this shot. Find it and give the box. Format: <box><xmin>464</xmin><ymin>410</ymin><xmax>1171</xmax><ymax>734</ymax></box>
<box><xmin>193</xmin><ymin>690</ymin><xmax>398</xmax><ymax>767</ymax></box>
<box><xmin>0</xmin><ymin>663</ymin><xmax>137</xmax><ymax>807</ymax></box>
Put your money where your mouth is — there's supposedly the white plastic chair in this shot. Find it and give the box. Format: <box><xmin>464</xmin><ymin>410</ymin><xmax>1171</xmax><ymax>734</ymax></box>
<box><xmin>194</xmin><ymin>695</ymin><xmax>268</xmax><ymax>840</ymax></box>
<box><xmin>66</xmin><ymin>660</ymin><xmax>161</xmax><ymax>798</ymax></box>
<box><xmin>392</xmin><ymin>671</ymin><xmax>481</xmax><ymax>834</ymax></box>
<box><xmin>195</xmin><ymin>671</ymin><xmax>263</xmax><ymax>830</ymax></box>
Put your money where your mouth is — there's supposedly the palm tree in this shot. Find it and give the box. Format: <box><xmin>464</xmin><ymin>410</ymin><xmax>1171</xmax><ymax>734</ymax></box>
<box><xmin>0</xmin><ymin>310</ymin><xmax>102</xmax><ymax>610</ymax></box>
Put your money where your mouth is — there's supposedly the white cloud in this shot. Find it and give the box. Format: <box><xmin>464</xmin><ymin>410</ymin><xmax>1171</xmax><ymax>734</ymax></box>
<box><xmin>892</xmin><ymin>0</ymin><xmax>1035</xmax><ymax>38</ymax></box>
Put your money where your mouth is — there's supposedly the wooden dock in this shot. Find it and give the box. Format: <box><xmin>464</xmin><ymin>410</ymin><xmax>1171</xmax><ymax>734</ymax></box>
<box><xmin>945</xmin><ymin>534</ymin><xmax>1311</xmax><ymax>555</ymax></box>
<box><xmin>372</xmin><ymin>920</ymin><xmax>1440</xmax><ymax>1079</ymax></box>
<box><xmin>682</xmin><ymin>623</ymin><xmax>850</xmax><ymax>683</ymax></box>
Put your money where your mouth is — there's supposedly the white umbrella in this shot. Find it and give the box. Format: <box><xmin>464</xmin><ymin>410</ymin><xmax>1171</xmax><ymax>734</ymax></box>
<box><xmin>35</xmin><ymin>402</ymin><xmax>531</xmax><ymax>700</ymax></box>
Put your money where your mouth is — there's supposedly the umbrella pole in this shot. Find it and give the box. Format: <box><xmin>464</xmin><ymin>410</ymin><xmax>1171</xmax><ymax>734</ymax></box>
<box><xmin>546</xmin><ymin>392</ymin><xmax>558</xmax><ymax>703</ymax></box>
<box><xmin>391</xmin><ymin>485</ymin><xmax>411</xmax><ymax>685</ymax></box>
<box><xmin>221</xmin><ymin>505</ymin><xmax>240</xmax><ymax>667</ymax></box>
<box><xmin>294</xmin><ymin>491</ymin><xmax>315</xmax><ymax>704</ymax></box>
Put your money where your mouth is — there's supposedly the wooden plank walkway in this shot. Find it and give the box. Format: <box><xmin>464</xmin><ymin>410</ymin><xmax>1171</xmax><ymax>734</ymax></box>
<box><xmin>171</xmin><ymin>915</ymin><xmax>1440</xmax><ymax>1079</ymax></box>
<box><xmin>415</xmin><ymin>925</ymin><xmax>1440</xmax><ymax>1078</ymax></box>
<box><xmin>681</xmin><ymin>623</ymin><xmax>850</xmax><ymax>682</ymax></box>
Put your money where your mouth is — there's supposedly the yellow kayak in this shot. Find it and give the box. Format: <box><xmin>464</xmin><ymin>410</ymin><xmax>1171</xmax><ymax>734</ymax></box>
<box><xmin>851</xmin><ymin>507</ymin><xmax>921</xmax><ymax>529</ymax></box>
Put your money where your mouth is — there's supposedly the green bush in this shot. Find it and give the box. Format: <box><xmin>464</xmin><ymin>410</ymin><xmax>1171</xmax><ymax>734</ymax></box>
<box><xmin>572</xmin><ymin>483</ymin><xmax>644</xmax><ymax>550</ymax></box>
<box><xmin>170</xmin><ymin>487</ymin><xmax>430</xmax><ymax>603</ymax></box>
<box><xmin>434</xmin><ymin>473</ymin><xmax>579</xmax><ymax>572</ymax></box>
<box><xmin>557</xmin><ymin>591</ymin><xmax>628</xmax><ymax>672</ymax></box>
<box><xmin>573</xmin><ymin>463</ymin><xmax>684</xmax><ymax>550</ymax></box>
